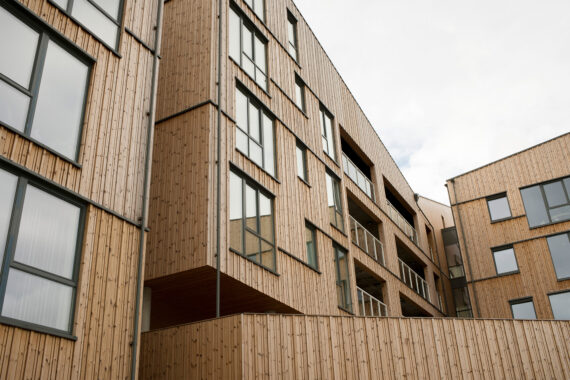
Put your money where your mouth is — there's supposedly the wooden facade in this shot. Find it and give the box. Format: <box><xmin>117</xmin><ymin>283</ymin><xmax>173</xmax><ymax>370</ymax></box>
<box><xmin>140</xmin><ymin>313</ymin><xmax>570</xmax><ymax>379</ymax></box>
<box><xmin>447</xmin><ymin>133</ymin><xmax>570</xmax><ymax>319</ymax></box>
<box><xmin>0</xmin><ymin>0</ymin><xmax>160</xmax><ymax>378</ymax></box>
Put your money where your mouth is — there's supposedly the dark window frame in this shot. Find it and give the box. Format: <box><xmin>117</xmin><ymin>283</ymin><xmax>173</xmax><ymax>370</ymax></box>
<box><xmin>520</xmin><ymin>175</ymin><xmax>570</xmax><ymax>228</ymax></box>
<box><xmin>0</xmin><ymin>164</ymin><xmax>86</xmax><ymax>338</ymax></box>
<box><xmin>546</xmin><ymin>231</ymin><xmax>570</xmax><ymax>281</ymax></box>
<box><xmin>305</xmin><ymin>221</ymin><xmax>318</xmax><ymax>270</ymax></box>
<box><xmin>295</xmin><ymin>141</ymin><xmax>308</xmax><ymax>183</ymax></box>
<box><xmin>319</xmin><ymin>104</ymin><xmax>337</xmax><ymax>162</ymax></box>
<box><xmin>326</xmin><ymin>170</ymin><xmax>344</xmax><ymax>232</ymax></box>
<box><xmin>486</xmin><ymin>192</ymin><xmax>512</xmax><ymax>223</ymax></box>
<box><xmin>333</xmin><ymin>244</ymin><xmax>352</xmax><ymax>312</ymax></box>
<box><xmin>0</xmin><ymin>1</ymin><xmax>93</xmax><ymax>165</ymax></box>
<box><xmin>548</xmin><ymin>289</ymin><xmax>570</xmax><ymax>320</ymax></box>
<box><xmin>294</xmin><ymin>74</ymin><xmax>306</xmax><ymax>112</ymax></box>
<box><xmin>286</xmin><ymin>10</ymin><xmax>298</xmax><ymax>61</ymax></box>
<box><xmin>243</xmin><ymin>0</ymin><xmax>265</xmax><ymax>22</ymax></box>
<box><xmin>491</xmin><ymin>244</ymin><xmax>519</xmax><ymax>276</ymax></box>
<box><xmin>509</xmin><ymin>297</ymin><xmax>537</xmax><ymax>319</ymax></box>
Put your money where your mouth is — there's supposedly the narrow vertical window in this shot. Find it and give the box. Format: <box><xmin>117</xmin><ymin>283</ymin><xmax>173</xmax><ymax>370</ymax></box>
<box><xmin>287</xmin><ymin>11</ymin><xmax>298</xmax><ymax>61</ymax></box>
<box><xmin>546</xmin><ymin>233</ymin><xmax>570</xmax><ymax>280</ymax></box>
<box><xmin>305</xmin><ymin>223</ymin><xmax>317</xmax><ymax>269</ymax></box>
<box><xmin>326</xmin><ymin>172</ymin><xmax>344</xmax><ymax>231</ymax></box>
<box><xmin>243</xmin><ymin>0</ymin><xmax>264</xmax><ymax>21</ymax></box>
<box><xmin>296</xmin><ymin>142</ymin><xmax>307</xmax><ymax>182</ymax></box>
<box><xmin>294</xmin><ymin>75</ymin><xmax>305</xmax><ymax>112</ymax></box>
<box><xmin>319</xmin><ymin>106</ymin><xmax>336</xmax><ymax>161</ymax></box>
<box><xmin>334</xmin><ymin>245</ymin><xmax>351</xmax><ymax>311</ymax></box>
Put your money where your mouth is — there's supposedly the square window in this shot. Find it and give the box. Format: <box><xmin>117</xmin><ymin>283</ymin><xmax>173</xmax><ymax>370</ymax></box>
<box><xmin>549</xmin><ymin>291</ymin><xmax>570</xmax><ymax>320</ymax></box>
<box><xmin>510</xmin><ymin>299</ymin><xmax>537</xmax><ymax>319</ymax></box>
<box><xmin>487</xmin><ymin>194</ymin><xmax>511</xmax><ymax>222</ymax></box>
<box><xmin>492</xmin><ymin>246</ymin><xmax>518</xmax><ymax>275</ymax></box>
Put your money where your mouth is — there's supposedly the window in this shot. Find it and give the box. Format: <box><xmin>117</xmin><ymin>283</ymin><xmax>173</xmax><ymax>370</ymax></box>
<box><xmin>521</xmin><ymin>176</ymin><xmax>570</xmax><ymax>228</ymax></box>
<box><xmin>546</xmin><ymin>233</ymin><xmax>570</xmax><ymax>280</ymax></box>
<box><xmin>334</xmin><ymin>245</ymin><xmax>351</xmax><ymax>312</ymax></box>
<box><xmin>287</xmin><ymin>11</ymin><xmax>298</xmax><ymax>61</ymax></box>
<box><xmin>492</xmin><ymin>246</ymin><xmax>518</xmax><ymax>275</ymax></box>
<box><xmin>229</xmin><ymin>8</ymin><xmax>267</xmax><ymax>89</ymax></box>
<box><xmin>295</xmin><ymin>143</ymin><xmax>307</xmax><ymax>182</ymax></box>
<box><xmin>549</xmin><ymin>291</ymin><xmax>570</xmax><ymax>320</ymax></box>
<box><xmin>235</xmin><ymin>87</ymin><xmax>275</xmax><ymax>175</ymax></box>
<box><xmin>0</xmin><ymin>4</ymin><xmax>91</xmax><ymax>161</ymax></box>
<box><xmin>0</xmin><ymin>167</ymin><xmax>84</xmax><ymax>334</ymax></box>
<box><xmin>229</xmin><ymin>170</ymin><xmax>275</xmax><ymax>271</ymax></box>
<box><xmin>487</xmin><ymin>194</ymin><xmax>511</xmax><ymax>222</ymax></box>
<box><xmin>326</xmin><ymin>172</ymin><xmax>344</xmax><ymax>231</ymax></box>
<box><xmin>294</xmin><ymin>76</ymin><xmax>305</xmax><ymax>112</ymax></box>
<box><xmin>50</xmin><ymin>0</ymin><xmax>122</xmax><ymax>49</ymax></box>
<box><xmin>243</xmin><ymin>0</ymin><xmax>264</xmax><ymax>21</ymax></box>
<box><xmin>510</xmin><ymin>299</ymin><xmax>537</xmax><ymax>320</ymax></box>
<box><xmin>305</xmin><ymin>223</ymin><xmax>317</xmax><ymax>269</ymax></box>
<box><xmin>319</xmin><ymin>106</ymin><xmax>336</xmax><ymax>161</ymax></box>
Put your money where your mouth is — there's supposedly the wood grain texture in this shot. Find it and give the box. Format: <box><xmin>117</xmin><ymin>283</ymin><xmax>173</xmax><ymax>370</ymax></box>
<box><xmin>140</xmin><ymin>313</ymin><xmax>570</xmax><ymax>380</ymax></box>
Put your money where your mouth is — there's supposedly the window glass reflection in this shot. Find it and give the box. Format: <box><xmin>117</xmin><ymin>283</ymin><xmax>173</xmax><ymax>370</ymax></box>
<box><xmin>0</xmin><ymin>80</ymin><xmax>30</xmax><ymax>132</ymax></box>
<box><xmin>72</xmin><ymin>0</ymin><xmax>118</xmax><ymax>48</ymax></box>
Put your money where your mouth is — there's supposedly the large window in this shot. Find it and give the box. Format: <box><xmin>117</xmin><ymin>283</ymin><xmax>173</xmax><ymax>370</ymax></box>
<box><xmin>326</xmin><ymin>172</ymin><xmax>344</xmax><ymax>231</ymax></box>
<box><xmin>319</xmin><ymin>106</ymin><xmax>336</xmax><ymax>161</ymax></box>
<box><xmin>546</xmin><ymin>233</ymin><xmax>570</xmax><ymax>280</ymax></box>
<box><xmin>334</xmin><ymin>245</ymin><xmax>351</xmax><ymax>312</ymax></box>
<box><xmin>235</xmin><ymin>87</ymin><xmax>275</xmax><ymax>175</ymax></box>
<box><xmin>229</xmin><ymin>170</ymin><xmax>275</xmax><ymax>271</ymax></box>
<box><xmin>0</xmin><ymin>167</ymin><xmax>84</xmax><ymax>334</ymax></box>
<box><xmin>50</xmin><ymin>0</ymin><xmax>122</xmax><ymax>49</ymax></box>
<box><xmin>296</xmin><ymin>142</ymin><xmax>307</xmax><ymax>182</ymax></box>
<box><xmin>492</xmin><ymin>246</ymin><xmax>518</xmax><ymax>275</ymax></box>
<box><xmin>510</xmin><ymin>298</ymin><xmax>537</xmax><ymax>320</ymax></box>
<box><xmin>521</xmin><ymin>176</ymin><xmax>570</xmax><ymax>228</ymax></box>
<box><xmin>229</xmin><ymin>8</ymin><xmax>267</xmax><ymax>89</ymax></box>
<box><xmin>243</xmin><ymin>0</ymin><xmax>264</xmax><ymax>21</ymax></box>
<box><xmin>549</xmin><ymin>291</ymin><xmax>570</xmax><ymax>320</ymax></box>
<box><xmin>0</xmin><ymin>4</ymin><xmax>91</xmax><ymax>161</ymax></box>
<box><xmin>305</xmin><ymin>223</ymin><xmax>317</xmax><ymax>270</ymax></box>
<box><xmin>287</xmin><ymin>11</ymin><xmax>298</xmax><ymax>61</ymax></box>
<box><xmin>487</xmin><ymin>194</ymin><xmax>511</xmax><ymax>222</ymax></box>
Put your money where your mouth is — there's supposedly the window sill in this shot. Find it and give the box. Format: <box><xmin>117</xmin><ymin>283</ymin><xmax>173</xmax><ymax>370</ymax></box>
<box><xmin>234</xmin><ymin>148</ymin><xmax>280</xmax><ymax>184</ymax></box>
<box><xmin>338</xmin><ymin>306</ymin><xmax>354</xmax><ymax>315</ymax></box>
<box><xmin>556</xmin><ymin>276</ymin><xmax>570</xmax><ymax>282</ymax></box>
<box><xmin>230</xmin><ymin>58</ymin><xmax>271</xmax><ymax>98</ymax></box>
<box><xmin>529</xmin><ymin>218</ymin><xmax>570</xmax><ymax>230</ymax></box>
<box><xmin>229</xmin><ymin>248</ymin><xmax>280</xmax><ymax>276</ymax></box>
<box><xmin>490</xmin><ymin>216</ymin><xmax>515</xmax><ymax>224</ymax></box>
<box><xmin>330</xmin><ymin>222</ymin><xmax>347</xmax><ymax>238</ymax></box>
<box><xmin>0</xmin><ymin>124</ymin><xmax>82</xmax><ymax>169</ymax></box>
<box><xmin>278</xmin><ymin>247</ymin><xmax>321</xmax><ymax>274</ymax></box>
<box><xmin>0</xmin><ymin>316</ymin><xmax>78</xmax><ymax>341</ymax></box>
<box><xmin>297</xmin><ymin>176</ymin><xmax>311</xmax><ymax>188</ymax></box>
<box><xmin>496</xmin><ymin>270</ymin><xmax>520</xmax><ymax>277</ymax></box>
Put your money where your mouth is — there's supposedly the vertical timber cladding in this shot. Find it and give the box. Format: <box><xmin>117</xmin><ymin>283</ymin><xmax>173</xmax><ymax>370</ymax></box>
<box><xmin>140</xmin><ymin>314</ymin><xmax>570</xmax><ymax>380</ymax></box>
<box><xmin>0</xmin><ymin>0</ymin><xmax>159</xmax><ymax>379</ymax></box>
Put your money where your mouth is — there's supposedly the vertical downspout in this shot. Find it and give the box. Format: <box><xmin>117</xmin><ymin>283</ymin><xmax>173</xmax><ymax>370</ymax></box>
<box><xmin>130</xmin><ymin>0</ymin><xmax>164</xmax><ymax>378</ymax></box>
<box><xmin>450</xmin><ymin>179</ymin><xmax>480</xmax><ymax>317</ymax></box>
<box><xmin>215</xmin><ymin>0</ymin><xmax>223</xmax><ymax>318</ymax></box>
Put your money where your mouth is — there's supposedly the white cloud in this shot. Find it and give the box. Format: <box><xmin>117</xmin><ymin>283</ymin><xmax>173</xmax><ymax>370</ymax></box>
<box><xmin>293</xmin><ymin>0</ymin><xmax>570</xmax><ymax>204</ymax></box>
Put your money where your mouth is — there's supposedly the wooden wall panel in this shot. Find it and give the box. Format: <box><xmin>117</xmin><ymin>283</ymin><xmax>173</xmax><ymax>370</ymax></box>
<box><xmin>140</xmin><ymin>314</ymin><xmax>570</xmax><ymax>380</ymax></box>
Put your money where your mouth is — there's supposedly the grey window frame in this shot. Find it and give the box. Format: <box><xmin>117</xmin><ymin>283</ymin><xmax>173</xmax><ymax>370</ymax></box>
<box><xmin>546</xmin><ymin>232</ymin><xmax>570</xmax><ymax>281</ymax></box>
<box><xmin>486</xmin><ymin>193</ymin><xmax>512</xmax><ymax>223</ymax></box>
<box><xmin>305</xmin><ymin>222</ymin><xmax>318</xmax><ymax>270</ymax></box>
<box><xmin>235</xmin><ymin>85</ymin><xmax>276</xmax><ymax>176</ymax></box>
<box><xmin>520</xmin><ymin>175</ymin><xmax>570</xmax><ymax>228</ymax></box>
<box><xmin>509</xmin><ymin>297</ymin><xmax>537</xmax><ymax>320</ymax></box>
<box><xmin>326</xmin><ymin>171</ymin><xmax>344</xmax><ymax>232</ymax></box>
<box><xmin>492</xmin><ymin>245</ymin><xmax>519</xmax><ymax>276</ymax></box>
<box><xmin>295</xmin><ymin>141</ymin><xmax>308</xmax><ymax>183</ymax></box>
<box><xmin>319</xmin><ymin>105</ymin><xmax>337</xmax><ymax>161</ymax></box>
<box><xmin>287</xmin><ymin>10</ymin><xmax>298</xmax><ymax>61</ymax></box>
<box><xmin>334</xmin><ymin>244</ymin><xmax>352</xmax><ymax>312</ymax></box>
<box><xmin>243</xmin><ymin>0</ymin><xmax>265</xmax><ymax>22</ymax></box>
<box><xmin>229</xmin><ymin>5</ymin><xmax>268</xmax><ymax>90</ymax></box>
<box><xmin>0</xmin><ymin>1</ymin><xmax>93</xmax><ymax>165</ymax></box>
<box><xmin>294</xmin><ymin>75</ymin><xmax>305</xmax><ymax>112</ymax></box>
<box><xmin>47</xmin><ymin>0</ymin><xmax>124</xmax><ymax>52</ymax></box>
<box><xmin>548</xmin><ymin>289</ymin><xmax>570</xmax><ymax>320</ymax></box>
<box><xmin>229</xmin><ymin>169</ymin><xmax>276</xmax><ymax>272</ymax></box>
<box><xmin>0</xmin><ymin>164</ymin><xmax>85</xmax><ymax>338</ymax></box>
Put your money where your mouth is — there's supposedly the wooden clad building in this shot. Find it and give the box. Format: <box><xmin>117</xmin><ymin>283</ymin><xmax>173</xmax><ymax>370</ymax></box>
<box><xmin>447</xmin><ymin>133</ymin><xmax>570</xmax><ymax>320</ymax></box>
<box><xmin>0</xmin><ymin>0</ymin><xmax>161</xmax><ymax>378</ymax></box>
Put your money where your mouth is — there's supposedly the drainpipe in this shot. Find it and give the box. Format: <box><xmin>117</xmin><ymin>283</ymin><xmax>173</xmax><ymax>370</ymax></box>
<box><xmin>450</xmin><ymin>179</ymin><xmax>480</xmax><ymax>318</ymax></box>
<box><xmin>215</xmin><ymin>0</ymin><xmax>223</xmax><ymax>318</ymax></box>
<box><xmin>130</xmin><ymin>0</ymin><xmax>164</xmax><ymax>378</ymax></box>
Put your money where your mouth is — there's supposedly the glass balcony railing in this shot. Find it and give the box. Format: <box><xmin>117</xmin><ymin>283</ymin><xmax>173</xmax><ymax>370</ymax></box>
<box><xmin>342</xmin><ymin>153</ymin><xmax>375</xmax><ymax>201</ymax></box>
<box><xmin>357</xmin><ymin>287</ymin><xmax>388</xmax><ymax>317</ymax></box>
<box><xmin>349</xmin><ymin>215</ymin><xmax>385</xmax><ymax>266</ymax></box>
<box><xmin>385</xmin><ymin>200</ymin><xmax>418</xmax><ymax>245</ymax></box>
<box><xmin>398</xmin><ymin>258</ymin><xmax>430</xmax><ymax>303</ymax></box>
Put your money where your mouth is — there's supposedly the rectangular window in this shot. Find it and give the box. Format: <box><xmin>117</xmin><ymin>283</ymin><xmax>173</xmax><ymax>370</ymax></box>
<box><xmin>326</xmin><ymin>172</ymin><xmax>344</xmax><ymax>231</ymax></box>
<box><xmin>49</xmin><ymin>0</ymin><xmax>123</xmax><ymax>49</ymax></box>
<box><xmin>0</xmin><ymin>167</ymin><xmax>84</xmax><ymax>334</ymax></box>
<box><xmin>546</xmin><ymin>233</ymin><xmax>570</xmax><ymax>280</ymax></box>
<box><xmin>487</xmin><ymin>194</ymin><xmax>512</xmax><ymax>222</ymax></box>
<box><xmin>229</xmin><ymin>170</ymin><xmax>275</xmax><ymax>271</ymax></box>
<box><xmin>287</xmin><ymin>11</ymin><xmax>298</xmax><ymax>61</ymax></box>
<box><xmin>510</xmin><ymin>298</ymin><xmax>537</xmax><ymax>320</ymax></box>
<box><xmin>294</xmin><ymin>76</ymin><xmax>305</xmax><ymax>112</ymax></box>
<box><xmin>334</xmin><ymin>245</ymin><xmax>351</xmax><ymax>312</ymax></box>
<box><xmin>521</xmin><ymin>176</ymin><xmax>570</xmax><ymax>228</ymax></box>
<box><xmin>229</xmin><ymin>8</ymin><xmax>267</xmax><ymax>89</ymax></box>
<box><xmin>243</xmin><ymin>0</ymin><xmax>264</xmax><ymax>21</ymax></box>
<box><xmin>305</xmin><ymin>223</ymin><xmax>317</xmax><ymax>269</ymax></box>
<box><xmin>235</xmin><ymin>87</ymin><xmax>275</xmax><ymax>175</ymax></box>
<box><xmin>492</xmin><ymin>246</ymin><xmax>518</xmax><ymax>275</ymax></box>
<box><xmin>319</xmin><ymin>106</ymin><xmax>336</xmax><ymax>161</ymax></box>
<box><xmin>548</xmin><ymin>291</ymin><xmax>570</xmax><ymax>320</ymax></box>
<box><xmin>295</xmin><ymin>143</ymin><xmax>307</xmax><ymax>182</ymax></box>
<box><xmin>0</xmin><ymin>4</ymin><xmax>91</xmax><ymax>161</ymax></box>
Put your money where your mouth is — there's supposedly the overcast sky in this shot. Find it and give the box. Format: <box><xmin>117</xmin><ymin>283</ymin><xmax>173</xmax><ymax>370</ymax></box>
<box><xmin>293</xmin><ymin>0</ymin><xmax>570</xmax><ymax>204</ymax></box>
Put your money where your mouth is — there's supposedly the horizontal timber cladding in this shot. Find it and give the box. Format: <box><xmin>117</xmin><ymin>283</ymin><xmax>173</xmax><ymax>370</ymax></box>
<box><xmin>140</xmin><ymin>313</ymin><xmax>570</xmax><ymax>380</ymax></box>
<box><xmin>0</xmin><ymin>0</ymin><xmax>159</xmax><ymax>222</ymax></box>
<box><xmin>0</xmin><ymin>206</ymin><xmax>141</xmax><ymax>380</ymax></box>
